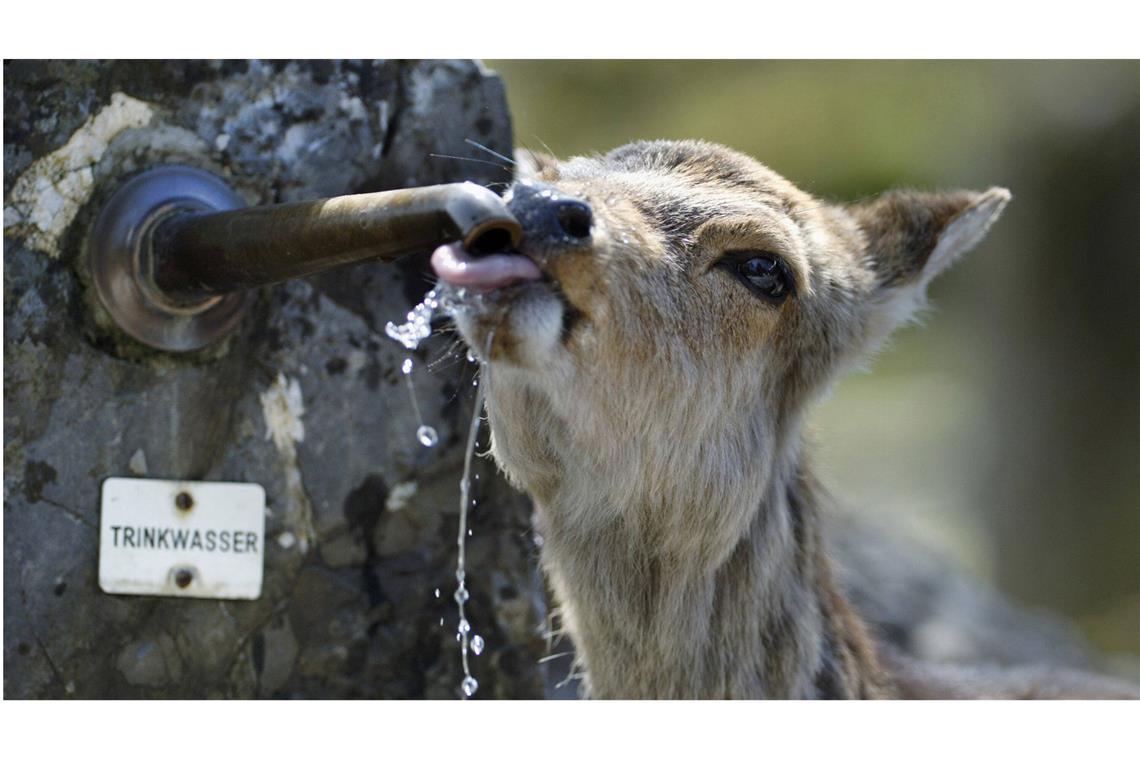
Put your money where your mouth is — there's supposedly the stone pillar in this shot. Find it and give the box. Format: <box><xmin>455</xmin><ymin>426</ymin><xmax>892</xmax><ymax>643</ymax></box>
<box><xmin>4</xmin><ymin>59</ymin><xmax>548</xmax><ymax>698</ymax></box>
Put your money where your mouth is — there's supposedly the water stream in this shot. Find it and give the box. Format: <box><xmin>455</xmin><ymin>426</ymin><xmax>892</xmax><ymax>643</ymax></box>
<box><xmin>453</xmin><ymin>347</ymin><xmax>487</xmax><ymax>698</ymax></box>
<box><xmin>400</xmin><ymin>358</ymin><xmax>438</xmax><ymax>448</ymax></box>
<box><xmin>385</xmin><ymin>287</ymin><xmax>491</xmax><ymax>699</ymax></box>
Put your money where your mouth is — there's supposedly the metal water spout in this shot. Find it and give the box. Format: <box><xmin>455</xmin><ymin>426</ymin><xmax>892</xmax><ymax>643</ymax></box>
<box><xmin>87</xmin><ymin>165</ymin><xmax>520</xmax><ymax>352</ymax></box>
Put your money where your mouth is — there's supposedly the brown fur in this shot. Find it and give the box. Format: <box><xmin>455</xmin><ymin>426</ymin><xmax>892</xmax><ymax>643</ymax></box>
<box><xmin>444</xmin><ymin>140</ymin><xmax>1130</xmax><ymax>699</ymax></box>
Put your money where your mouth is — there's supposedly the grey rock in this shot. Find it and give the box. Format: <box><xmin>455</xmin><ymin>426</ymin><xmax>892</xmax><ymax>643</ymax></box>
<box><xmin>4</xmin><ymin>59</ymin><xmax>549</xmax><ymax>699</ymax></box>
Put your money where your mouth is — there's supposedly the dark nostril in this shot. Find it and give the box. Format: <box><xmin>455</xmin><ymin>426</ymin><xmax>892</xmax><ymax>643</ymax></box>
<box><xmin>554</xmin><ymin>200</ymin><xmax>593</xmax><ymax>240</ymax></box>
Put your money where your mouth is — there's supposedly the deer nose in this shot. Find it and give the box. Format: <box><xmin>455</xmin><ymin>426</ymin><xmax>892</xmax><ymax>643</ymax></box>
<box><xmin>553</xmin><ymin>198</ymin><xmax>593</xmax><ymax>239</ymax></box>
<box><xmin>508</xmin><ymin>182</ymin><xmax>594</xmax><ymax>248</ymax></box>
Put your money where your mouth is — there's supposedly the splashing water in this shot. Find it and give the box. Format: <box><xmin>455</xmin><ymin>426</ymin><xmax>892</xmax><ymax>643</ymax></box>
<box><xmin>385</xmin><ymin>287</ymin><xmax>471</xmax><ymax>351</ymax></box>
<box><xmin>385</xmin><ymin>289</ymin><xmax>440</xmax><ymax>350</ymax></box>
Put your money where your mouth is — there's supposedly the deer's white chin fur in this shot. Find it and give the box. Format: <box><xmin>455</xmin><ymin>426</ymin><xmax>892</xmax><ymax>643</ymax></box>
<box><xmin>445</xmin><ymin>281</ymin><xmax>567</xmax><ymax>370</ymax></box>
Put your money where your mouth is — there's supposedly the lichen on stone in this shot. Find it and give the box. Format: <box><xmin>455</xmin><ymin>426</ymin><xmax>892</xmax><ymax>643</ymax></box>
<box><xmin>5</xmin><ymin>92</ymin><xmax>155</xmax><ymax>257</ymax></box>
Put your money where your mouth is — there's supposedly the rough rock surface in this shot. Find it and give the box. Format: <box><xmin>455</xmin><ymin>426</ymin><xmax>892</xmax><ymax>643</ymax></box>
<box><xmin>4</xmin><ymin>60</ymin><xmax>547</xmax><ymax>699</ymax></box>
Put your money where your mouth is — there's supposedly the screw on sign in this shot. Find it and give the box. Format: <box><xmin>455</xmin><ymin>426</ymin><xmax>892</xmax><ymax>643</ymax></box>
<box><xmin>174</xmin><ymin>568</ymin><xmax>194</xmax><ymax>588</ymax></box>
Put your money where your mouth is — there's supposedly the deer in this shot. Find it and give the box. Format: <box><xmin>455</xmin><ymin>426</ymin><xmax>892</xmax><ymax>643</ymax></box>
<box><xmin>429</xmin><ymin>139</ymin><xmax>1138</xmax><ymax>699</ymax></box>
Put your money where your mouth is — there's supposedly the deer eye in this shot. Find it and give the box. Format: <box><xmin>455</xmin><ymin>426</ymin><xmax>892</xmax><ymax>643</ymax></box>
<box><xmin>719</xmin><ymin>252</ymin><xmax>794</xmax><ymax>303</ymax></box>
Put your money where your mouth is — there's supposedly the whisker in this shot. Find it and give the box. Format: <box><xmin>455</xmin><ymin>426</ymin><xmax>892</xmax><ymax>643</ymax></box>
<box><xmin>428</xmin><ymin>153</ymin><xmax>513</xmax><ymax>172</ymax></box>
<box><xmin>426</xmin><ymin>337</ymin><xmax>467</xmax><ymax>374</ymax></box>
<box><xmin>543</xmin><ymin>628</ymin><xmax>569</xmax><ymax>646</ymax></box>
<box><xmin>464</xmin><ymin>138</ymin><xmax>516</xmax><ymax>166</ymax></box>
<box><xmin>555</xmin><ymin>668</ymin><xmax>585</xmax><ymax>690</ymax></box>
<box><xmin>531</xmin><ymin>134</ymin><xmax>559</xmax><ymax>162</ymax></box>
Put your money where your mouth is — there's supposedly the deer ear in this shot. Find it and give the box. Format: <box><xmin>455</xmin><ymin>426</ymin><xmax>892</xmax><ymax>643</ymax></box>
<box><xmin>850</xmin><ymin>186</ymin><xmax>1011</xmax><ymax>289</ymax></box>
<box><xmin>847</xmin><ymin>186</ymin><xmax>1010</xmax><ymax>345</ymax></box>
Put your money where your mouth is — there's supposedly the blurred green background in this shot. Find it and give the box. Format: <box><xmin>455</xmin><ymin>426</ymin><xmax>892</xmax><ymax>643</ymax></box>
<box><xmin>488</xmin><ymin>60</ymin><xmax>1139</xmax><ymax>660</ymax></box>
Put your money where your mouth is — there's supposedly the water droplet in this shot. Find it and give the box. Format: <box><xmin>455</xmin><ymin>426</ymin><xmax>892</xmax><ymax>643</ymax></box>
<box><xmin>417</xmin><ymin>425</ymin><xmax>439</xmax><ymax>447</ymax></box>
<box><xmin>467</xmin><ymin>529</ymin><xmax>473</xmax><ymax>536</ymax></box>
<box><xmin>401</xmin><ymin>358</ymin><xmax>413</xmax><ymax>375</ymax></box>
<box><xmin>434</xmin><ymin>588</ymin><xmax>440</xmax><ymax>598</ymax></box>
<box><xmin>461</xmin><ymin>676</ymin><xmax>479</xmax><ymax>697</ymax></box>
<box><xmin>466</xmin><ymin>349</ymin><xmax>477</xmax><ymax>363</ymax></box>
<box><xmin>454</xmin><ymin>587</ymin><xmax>469</xmax><ymax>604</ymax></box>
<box><xmin>471</xmin><ymin>635</ymin><xmax>485</xmax><ymax>655</ymax></box>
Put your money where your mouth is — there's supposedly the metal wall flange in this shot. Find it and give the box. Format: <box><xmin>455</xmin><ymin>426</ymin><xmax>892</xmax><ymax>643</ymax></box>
<box><xmin>87</xmin><ymin>166</ymin><xmax>253</xmax><ymax>352</ymax></box>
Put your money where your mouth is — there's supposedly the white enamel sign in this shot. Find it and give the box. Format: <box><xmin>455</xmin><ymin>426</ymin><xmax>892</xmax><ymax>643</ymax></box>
<box><xmin>99</xmin><ymin>477</ymin><xmax>265</xmax><ymax>600</ymax></box>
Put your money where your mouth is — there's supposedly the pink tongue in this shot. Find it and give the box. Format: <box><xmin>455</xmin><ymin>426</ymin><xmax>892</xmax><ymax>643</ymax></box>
<box><xmin>430</xmin><ymin>242</ymin><xmax>542</xmax><ymax>293</ymax></box>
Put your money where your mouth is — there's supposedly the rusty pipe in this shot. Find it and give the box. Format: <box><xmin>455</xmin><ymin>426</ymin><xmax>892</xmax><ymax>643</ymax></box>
<box><xmin>88</xmin><ymin>166</ymin><xmax>520</xmax><ymax>352</ymax></box>
<box><xmin>150</xmin><ymin>181</ymin><xmax>522</xmax><ymax>301</ymax></box>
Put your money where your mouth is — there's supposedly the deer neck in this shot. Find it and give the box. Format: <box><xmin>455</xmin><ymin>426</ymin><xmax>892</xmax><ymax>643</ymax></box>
<box><xmin>536</xmin><ymin>456</ymin><xmax>893</xmax><ymax>699</ymax></box>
